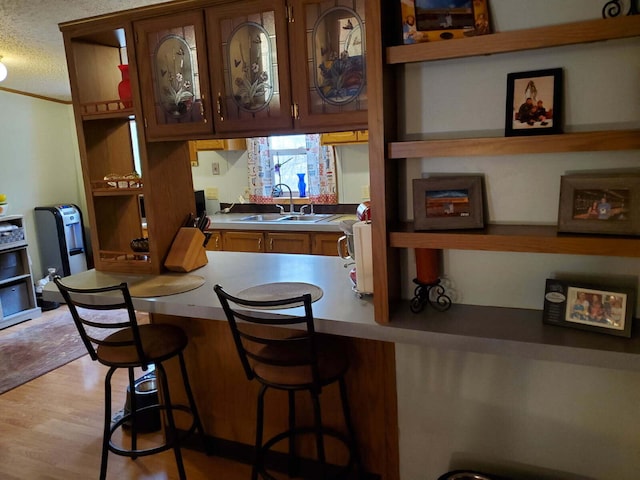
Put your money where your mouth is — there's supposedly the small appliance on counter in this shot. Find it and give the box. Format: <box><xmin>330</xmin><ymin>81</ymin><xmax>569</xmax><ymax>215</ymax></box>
<box><xmin>34</xmin><ymin>204</ymin><xmax>88</xmax><ymax>277</ymax></box>
<box><xmin>338</xmin><ymin>201</ymin><xmax>373</xmax><ymax>297</ymax></box>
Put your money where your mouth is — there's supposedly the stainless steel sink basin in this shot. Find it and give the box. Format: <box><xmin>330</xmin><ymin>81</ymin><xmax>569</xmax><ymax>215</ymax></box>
<box><xmin>277</xmin><ymin>214</ymin><xmax>334</xmax><ymax>222</ymax></box>
<box><xmin>235</xmin><ymin>214</ymin><xmax>286</xmax><ymax>222</ymax></box>
<box><xmin>234</xmin><ymin>213</ymin><xmax>335</xmax><ymax>223</ymax></box>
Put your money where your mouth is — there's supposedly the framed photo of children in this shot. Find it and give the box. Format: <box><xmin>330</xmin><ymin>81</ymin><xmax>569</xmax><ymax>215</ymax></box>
<box><xmin>505</xmin><ymin>68</ymin><xmax>563</xmax><ymax>137</ymax></box>
<box><xmin>543</xmin><ymin>278</ymin><xmax>636</xmax><ymax>337</ymax></box>
<box><xmin>557</xmin><ymin>173</ymin><xmax>640</xmax><ymax>236</ymax></box>
<box><xmin>400</xmin><ymin>0</ymin><xmax>491</xmax><ymax>44</ymax></box>
<box><xmin>413</xmin><ymin>175</ymin><xmax>485</xmax><ymax>230</ymax></box>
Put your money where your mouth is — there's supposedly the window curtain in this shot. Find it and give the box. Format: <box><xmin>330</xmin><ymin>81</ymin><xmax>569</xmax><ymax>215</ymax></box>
<box><xmin>247</xmin><ymin>134</ymin><xmax>337</xmax><ymax>204</ymax></box>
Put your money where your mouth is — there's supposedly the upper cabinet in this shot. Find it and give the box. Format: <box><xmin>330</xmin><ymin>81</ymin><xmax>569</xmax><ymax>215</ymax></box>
<box><xmin>288</xmin><ymin>0</ymin><xmax>368</xmax><ymax>131</ymax></box>
<box><xmin>205</xmin><ymin>0</ymin><xmax>367</xmax><ymax>136</ymax></box>
<box><xmin>134</xmin><ymin>11</ymin><xmax>214</xmax><ymax>140</ymax></box>
<box><xmin>205</xmin><ymin>0</ymin><xmax>293</xmax><ymax>134</ymax></box>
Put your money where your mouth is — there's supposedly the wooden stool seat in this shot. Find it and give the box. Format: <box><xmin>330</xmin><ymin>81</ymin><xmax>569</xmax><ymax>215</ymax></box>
<box><xmin>97</xmin><ymin>324</ymin><xmax>188</xmax><ymax>366</ymax></box>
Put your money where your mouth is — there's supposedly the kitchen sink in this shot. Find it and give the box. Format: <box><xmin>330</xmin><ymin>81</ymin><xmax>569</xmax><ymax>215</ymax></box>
<box><xmin>234</xmin><ymin>213</ymin><xmax>335</xmax><ymax>223</ymax></box>
<box><xmin>277</xmin><ymin>214</ymin><xmax>334</xmax><ymax>222</ymax></box>
<box><xmin>235</xmin><ymin>214</ymin><xmax>286</xmax><ymax>222</ymax></box>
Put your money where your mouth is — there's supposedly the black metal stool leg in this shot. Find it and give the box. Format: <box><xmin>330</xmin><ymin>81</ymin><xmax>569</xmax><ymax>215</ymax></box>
<box><xmin>156</xmin><ymin>363</ymin><xmax>187</xmax><ymax>480</ymax></box>
<box><xmin>177</xmin><ymin>352</ymin><xmax>210</xmax><ymax>455</ymax></box>
<box><xmin>127</xmin><ymin>368</ymin><xmax>138</xmax><ymax>458</ymax></box>
<box><xmin>288</xmin><ymin>390</ymin><xmax>300</xmax><ymax>477</ymax></box>
<box><xmin>253</xmin><ymin>384</ymin><xmax>267</xmax><ymax>480</ymax></box>
<box><xmin>100</xmin><ymin>367</ymin><xmax>116</xmax><ymax>480</ymax></box>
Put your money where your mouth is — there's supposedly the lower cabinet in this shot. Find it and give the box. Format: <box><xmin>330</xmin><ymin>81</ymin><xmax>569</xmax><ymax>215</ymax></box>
<box><xmin>206</xmin><ymin>230</ymin><xmax>343</xmax><ymax>256</ymax></box>
<box><xmin>266</xmin><ymin>232</ymin><xmax>310</xmax><ymax>254</ymax></box>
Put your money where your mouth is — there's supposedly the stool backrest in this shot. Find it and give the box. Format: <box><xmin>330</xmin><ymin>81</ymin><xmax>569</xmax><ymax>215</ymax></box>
<box><xmin>53</xmin><ymin>277</ymin><xmax>146</xmax><ymax>363</ymax></box>
<box><xmin>213</xmin><ymin>284</ymin><xmax>321</xmax><ymax>386</ymax></box>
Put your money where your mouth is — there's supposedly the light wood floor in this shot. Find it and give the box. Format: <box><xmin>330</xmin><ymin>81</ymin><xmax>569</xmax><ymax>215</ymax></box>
<box><xmin>0</xmin><ymin>312</ymin><xmax>253</xmax><ymax>480</ymax></box>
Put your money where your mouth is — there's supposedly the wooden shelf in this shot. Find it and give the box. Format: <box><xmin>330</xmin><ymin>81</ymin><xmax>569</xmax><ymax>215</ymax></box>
<box><xmin>387</xmin><ymin>302</ymin><xmax>640</xmax><ymax>371</ymax></box>
<box><xmin>388</xmin><ymin>129</ymin><xmax>640</xmax><ymax>158</ymax></box>
<box><xmin>386</xmin><ymin>15</ymin><xmax>640</xmax><ymax>64</ymax></box>
<box><xmin>80</xmin><ymin>100</ymin><xmax>133</xmax><ymax>120</ymax></box>
<box><xmin>389</xmin><ymin>223</ymin><xmax>640</xmax><ymax>257</ymax></box>
<box><xmin>0</xmin><ymin>274</ymin><xmax>31</xmax><ymax>287</ymax></box>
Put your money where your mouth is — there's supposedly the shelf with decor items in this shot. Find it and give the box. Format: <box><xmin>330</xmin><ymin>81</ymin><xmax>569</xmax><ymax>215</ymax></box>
<box><xmin>0</xmin><ymin>215</ymin><xmax>40</xmax><ymax>329</ymax></box>
<box><xmin>61</xmin><ymin>20</ymin><xmax>197</xmax><ymax>275</ymax></box>
<box><xmin>367</xmin><ymin>10</ymin><xmax>640</xmax><ymax>326</ymax></box>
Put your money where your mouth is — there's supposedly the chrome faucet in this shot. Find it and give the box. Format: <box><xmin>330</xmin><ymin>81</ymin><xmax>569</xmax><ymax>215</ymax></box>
<box><xmin>273</xmin><ymin>183</ymin><xmax>295</xmax><ymax>214</ymax></box>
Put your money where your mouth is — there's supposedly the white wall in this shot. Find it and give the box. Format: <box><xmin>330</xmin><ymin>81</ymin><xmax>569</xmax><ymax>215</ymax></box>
<box><xmin>190</xmin><ymin>142</ymin><xmax>370</xmax><ymax>209</ymax></box>
<box><xmin>0</xmin><ymin>91</ymin><xmax>84</xmax><ymax>280</ymax></box>
<box><xmin>396</xmin><ymin>1</ymin><xmax>640</xmax><ymax>479</ymax></box>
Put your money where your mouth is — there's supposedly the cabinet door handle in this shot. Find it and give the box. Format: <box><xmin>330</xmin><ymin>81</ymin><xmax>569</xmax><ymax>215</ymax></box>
<box><xmin>201</xmin><ymin>95</ymin><xmax>207</xmax><ymax>124</ymax></box>
<box><xmin>269</xmin><ymin>238</ymin><xmax>274</xmax><ymax>251</ymax></box>
<box><xmin>257</xmin><ymin>237</ymin><xmax>262</xmax><ymax>251</ymax></box>
<box><xmin>291</xmin><ymin>103</ymin><xmax>299</xmax><ymax>120</ymax></box>
<box><xmin>217</xmin><ymin>93</ymin><xmax>224</xmax><ymax>121</ymax></box>
<box><xmin>215</xmin><ymin>236</ymin><xmax>219</xmax><ymax>249</ymax></box>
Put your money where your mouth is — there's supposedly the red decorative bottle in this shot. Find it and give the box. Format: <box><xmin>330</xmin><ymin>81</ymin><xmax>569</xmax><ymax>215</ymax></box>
<box><xmin>117</xmin><ymin>64</ymin><xmax>133</xmax><ymax>108</ymax></box>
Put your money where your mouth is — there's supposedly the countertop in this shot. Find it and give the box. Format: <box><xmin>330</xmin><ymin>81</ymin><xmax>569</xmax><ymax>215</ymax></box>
<box><xmin>207</xmin><ymin>212</ymin><xmax>358</xmax><ymax>232</ymax></box>
<box><xmin>43</xmin><ymin>251</ymin><xmax>640</xmax><ymax>371</ymax></box>
<box><xmin>43</xmin><ymin>251</ymin><xmax>378</xmax><ymax>339</ymax></box>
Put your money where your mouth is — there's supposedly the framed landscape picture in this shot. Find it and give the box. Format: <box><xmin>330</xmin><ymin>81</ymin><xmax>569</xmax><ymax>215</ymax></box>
<box><xmin>543</xmin><ymin>278</ymin><xmax>636</xmax><ymax>337</ymax></box>
<box><xmin>558</xmin><ymin>173</ymin><xmax>640</xmax><ymax>236</ymax></box>
<box><xmin>400</xmin><ymin>0</ymin><xmax>491</xmax><ymax>44</ymax></box>
<box><xmin>505</xmin><ymin>68</ymin><xmax>563</xmax><ymax>136</ymax></box>
<box><xmin>413</xmin><ymin>175</ymin><xmax>484</xmax><ymax>230</ymax></box>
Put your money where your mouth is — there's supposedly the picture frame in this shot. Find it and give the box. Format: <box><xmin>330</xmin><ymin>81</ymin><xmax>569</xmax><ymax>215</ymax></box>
<box><xmin>558</xmin><ymin>173</ymin><xmax>640</xmax><ymax>236</ymax></box>
<box><xmin>400</xmin><ymin>0</ymin><xmax>491</xmax><ymax>44</ymax></box>
<box><xmin>413</xmin><ymin>175</ymin><xmax>484</xmax><ymax>230</ymax></box>
<box><xmin>505</xmin><ymin>68</ymin><xmax>563</xmax><ymax>137</ymax></box>
<box><xmin>543</xmin><ymin>278</ymin><xmax>636</xmax><ymax>337</ymax></box>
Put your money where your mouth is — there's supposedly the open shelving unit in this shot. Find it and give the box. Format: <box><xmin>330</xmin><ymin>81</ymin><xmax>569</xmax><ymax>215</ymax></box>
<box><xmin>0</xmin><ymin>215</ymin><xmax>41</xmax><ymax>329</ymax></box>
<box><xmin>368</xmin><ymin>12</ymin><xmax>640</xmax><ymax>360</ymax></box>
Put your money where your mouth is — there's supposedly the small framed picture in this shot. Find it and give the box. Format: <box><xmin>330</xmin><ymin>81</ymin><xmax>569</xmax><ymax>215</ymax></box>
<box><xmin>543</xmin><ymin>278</ymin><xmax>636</xmax><ymax>337</ymax></box>
<box><xmin>505</xmin><ymin>68</ymin><xmax>563</xmax><ymax>137</ymax></box>
<box><xmin>400</xmin><ymin>0</ymin><xmax>491</xmax><ymax>44</ymax></box>
<box><xmin>413</xmin><ymin>175</ymin><xmax>484</xmax><ymax>230</ymax></box>
<box><xmin>558</xmin><ymin>173</ymin><xmax>640</xmax><ymax>236</ymax></box>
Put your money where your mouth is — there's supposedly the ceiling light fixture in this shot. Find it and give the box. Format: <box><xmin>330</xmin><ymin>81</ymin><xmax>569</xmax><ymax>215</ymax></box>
<box><xmin>0</xmin><ymin>57</ymin><xmax>7</xmax><ymax>82</ymax></box>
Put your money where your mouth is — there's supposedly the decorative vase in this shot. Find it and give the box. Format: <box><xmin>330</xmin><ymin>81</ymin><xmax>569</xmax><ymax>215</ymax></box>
<box><xmin>297</xmin><ymin>173</ymin><xmax>306</xmax><ymax>198</ymax></box>
<box><xmin>117</xmin><ymin>64</ymin><xmax>133</xmax><ymax>108</ymax></box>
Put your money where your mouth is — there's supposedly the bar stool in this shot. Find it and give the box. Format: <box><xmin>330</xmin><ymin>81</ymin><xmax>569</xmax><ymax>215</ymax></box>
<box><xmin>214</xmin><ymin>284</ymin><xmax>361</xmax><ymax>480</ymax></box>
<box><xmin>54</xmin><ymin>277</ymin><xmax>207</xmax><ymax>480</ymax></box>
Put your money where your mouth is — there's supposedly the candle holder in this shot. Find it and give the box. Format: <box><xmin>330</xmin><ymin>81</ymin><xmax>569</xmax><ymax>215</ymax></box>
<box><xmin>410</xmin><ymin>278</ymin><xmax>452</xmax><ymax>314</ymax></box>
<box><xmin>602</xmin><ymin>0</ymin><xmax>639</xmax><ymax>17</ymax></box>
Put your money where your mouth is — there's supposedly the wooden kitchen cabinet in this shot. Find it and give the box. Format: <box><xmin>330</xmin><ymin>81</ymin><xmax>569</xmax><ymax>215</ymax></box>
<box><xmin>206</xmin><ymin>0</ymin><xmax>367</xmax><ymax>135</ymax></box>
<box><xmin>60</xmin><ymin>20</ymin><xmax>197</xmax><ymax>274</ymax></box>
<box><xmin>222</xmin><ymin>231</ymin><xmax>264</xmax><ymax>253</ymax></box>
<box><xmin>205</xmin><ymin>0</ymin><xmax>293</xmax><ymax>135</ymax></box>
<box><xmin>312</xmin><ymin>232</ymin><xmax>343</xmax><ymax>256</ymax></box>
<box><xmin>134</xmin><ymin>11</ymin><xmax>214</xmax><ymax>140</ymax></box>
<box><xmin>288</xmin><ymin>0</ymin><xmax>368</xmax><ymax>131</ymax></box>
<box><xmin>321</xmin><ymin>130</ymin><xmax>368</xmax><ymax>145</ymax></box>
<box><xmin>266</xmin><ymin>232</ymin><xmax>310</xmax><ymax>254</ymax></box>
<box><xmin>205</xmin><ymin>231</ymin><xmax>222</xmax><ymax>251</ymax></box>
<box><xmin>188</xmin><ymin>138</ymin><xmax>247</xmax><ymax>165</ymax></box>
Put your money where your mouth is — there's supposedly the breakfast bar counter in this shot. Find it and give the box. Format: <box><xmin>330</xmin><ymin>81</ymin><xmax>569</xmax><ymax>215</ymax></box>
<box><xmin>43</xmin><ymin>251</ymin><xmax>400</xmax><ymax>480</ymax></box>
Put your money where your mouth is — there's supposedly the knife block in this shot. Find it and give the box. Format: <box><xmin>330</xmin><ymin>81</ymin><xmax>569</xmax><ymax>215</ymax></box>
<box><xmin>164</xmin><ymin>227</ymin><xmax>208</xmax><ymax>272</ymax></box>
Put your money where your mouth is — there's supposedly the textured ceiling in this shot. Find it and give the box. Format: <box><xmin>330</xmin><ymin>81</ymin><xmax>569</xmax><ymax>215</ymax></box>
<box><xmin>0</xmin><ymin>0</ymin><xmax>171</xmax><ymax>102</ymax></box>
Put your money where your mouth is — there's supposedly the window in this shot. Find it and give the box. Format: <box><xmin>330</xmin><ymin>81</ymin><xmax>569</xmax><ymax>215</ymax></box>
<box><xmin>247</xmin><ymin>134</ymin><xmax>337</xmax><ymax>204</ymax></box>
<box><xmin>269</xmin><ymin>135</ymin><xmax>307</xmax><ymax>196</ymax></box>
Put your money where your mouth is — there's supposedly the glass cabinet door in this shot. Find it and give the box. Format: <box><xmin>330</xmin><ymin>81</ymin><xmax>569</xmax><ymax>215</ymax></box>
<box><xmin>206</xmin><ymin>0</ymin><xmax>293</xmax><ymax>134</ymax></box>
<box><xmin>289</xmin><ymin>0</ymin><xmax>368</xmax><ymax>131</ymax></box>
<box><xmin>134</xmin><ymin>11</ymin><xmax>213</xmax><ymax>140</ymax></box>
